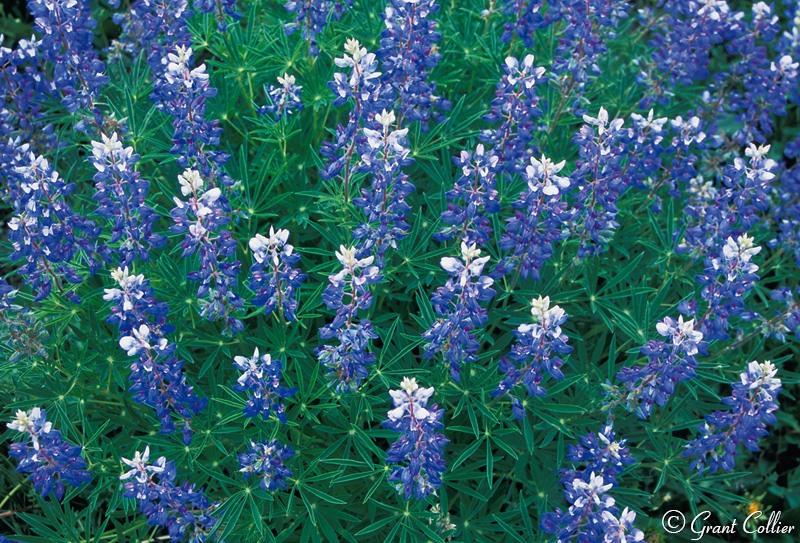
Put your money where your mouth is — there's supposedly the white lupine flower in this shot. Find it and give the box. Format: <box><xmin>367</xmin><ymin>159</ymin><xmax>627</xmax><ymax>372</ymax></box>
<box><xmin>250</xmin><ymin>227</ymin><xmax>291</xmax><ymax>265</ymax></box>
<box><xmin>751</xmin><ymin>1</ymin><xmax>771</xmax><ymax>18</ymax></box>
<box><xmin>656</xmin><ymin>315</ymin><xmax>703</xmax><ymax>355</ymax></box>
<box><xmin>441</xmin><ymin>243</ymin><xmax>491</xmax><ymax>287</ymax></box>
<box><xmin>178</xmin><ymin>169</ymin><xmax>204</xmax><ymax>196</ymax></box>
<box><xmin>744</xmin><ymin>143</ymin><xmax>770</xmax><ymax>160</ymax></box>
<box><xmin>336</xmin><ymin>38</ymin><xmax>367</xmax><ymax>67</ymax></box>
<box><xmin>119</xmin><ymin>324</ymin><xmax>154</xmax><ymax>356</ymax></box>
<box><xmin>335</xmin><ymin>245</ymin><xmax>373</xmax><ymax>269</ymax></box>
<box><xmin>460</xmin><ymin>241</ymin><xmax>481</xmax><ymax>260</ymax></box>
<box><xmin>688</xmin><ymin>176</ymin><xmax>717</xmax><ymax>201</ymax></box>
<box><xmin>529</xmin><ymin>295</ymin><xmax>566</xmax><ymax>332</ymax></box>
<box><xmin>195</xmin><ymin>188</ymin><xmax>222</xmax><ymax>217</ymax></box>
<box><xmin>744</xmin><ymin>360</ymin><xmax>781</xmax><ymax>395</ymax></box>
<box><xmin>375</xmin><ymin>109</ymin><xmax>396</xmax><ymax>128</ymax></box>
<box><xmin>233</xmin><ymin>348</ymin><xmax>273</xmax><ymax>386</ymax></box>
<box><xmin>277</xmin><ymin>73</ymin><xmax>296</xmax><ymax>87</ymax></box>
<box><xmin>91</xmin><ymin>132</ymin><xmax>123</xmax><ymax>162</ymax></box>
<box><xmin>168</xmin><ymin>45</ymin><xmax>192</xmax><ymax>68</ymax></box>
<box><xmin>631</xmin><ymin>108</ymin><xmax>668</xmax><ymax>132</ymax></box>
<box><xmin>110</xmin><ymin>267</ymin><xmax>127</xmax><ymax>284</ymax></box>
<box><xmin>571</xmin><ymin>472</ymin><xmax>613</xmax><ymax>507</ymax></box>
<box><xmin>722</xmin><ymin>234</ymin><xmax>761</xmax><ymax>263</ymax></box>
<box><xmin>527</xmin><ymin>155</ymin><xmax>570</xmax><ymax>195</ymax></box>
<box><xmin>387</xmin><ymin>379</ymin><xmax>435</xmax><ymax>421</ymax></box>
<box><xmin>188</xmin><ymin>222</ymin><xmax>208</xmax><ymax>240</ymax></box>
<box><xmin>386</xmin><ymin>127</ymin><xmax>409</xmax><ymax>153</ymax></box>
<box><xmin>9</xmin><ymin>409</ymin><xmax>36</xmax><ymax>432</ymax></box>
<box><xmin>120</xmin><ymin>447</ymin><xmax>152</xmax><ymax>480</ymax></box>
<box><xmin>120</xmin><ymin>447</ymin><xmax>166</xmax><ymax>493</ymax></box>
<box><xmin>400</xmin><ymin>377</ymin><xmax>419</xmax><ymax>395</ymax></box>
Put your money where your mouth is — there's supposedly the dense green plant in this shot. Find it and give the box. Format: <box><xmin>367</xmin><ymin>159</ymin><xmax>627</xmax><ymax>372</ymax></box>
<box><xmin>1</xmin><ymin>0</ymin><xmax>799</xmax><ymax>542</ymax></box>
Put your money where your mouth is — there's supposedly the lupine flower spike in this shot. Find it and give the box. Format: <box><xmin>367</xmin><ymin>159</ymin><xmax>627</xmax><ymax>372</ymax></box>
<box><xmin>492</xmin><ymin>296</ymin><xmax>573</xmax><ymax>419</ymax></box>
<box><xmin>316</xmin><ymin>245</ymin><xmax>383</xmax><ymax>391</ymax></box>
<box><xmin>105</xmin><ymin>267</ymin><xmax>207</xmax><ymax>444</ymax></box>
<box><xmin>382</xmin><ymin>378</ymin><xmax>449</xmax><ymax>500</ymax></box>
<box><xmin>259</xmin><ymin>73</ymin><xmax>304</xmax><ymax>121</ymax></box>
<box><xmin>232</xmin><ymin>348</ymin><xmax>297</xmax><ymax>422</ymax></box>
<box><xmin>422</xmin><ymin>242</ymin><xmax>496</xmax><ymax>381</ymax></box>
<box><xmin>120</xmin><ymin>447</ymin><xmax>218</xmax><ymax>542</ymax></box>
<box><xmin>238</xmin><ymin>439</ymin><xmax>295</xmax><ymax>491</ymax></box>
<box><xmin>684</xmin><ymin>361</ymin><xmax>782</xmax><ymax>474</ymax></box>
<box><xmin>247</xmin><ymin>226</ymin><xmax>307</xmax><ymax>321</ymax></box>
<box><xmin>7</xmin><ymin>408</ymin><xmax>92</xmax><ymax>500</ymax></box>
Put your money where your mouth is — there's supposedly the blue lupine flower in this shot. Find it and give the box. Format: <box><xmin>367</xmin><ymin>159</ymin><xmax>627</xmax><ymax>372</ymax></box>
<box><xmin>103</xmin><ymin>267</ymin><xmax>172</xmax><ymax>336</ymax></box>
<box><xmin>422</xmin><ymin>242</ymin><xmax>496</xmax><ymax>381</ymax></box>
<box><xmin>564</xmin><ymin>107</ymin><xmax>631</xmax><ymax>258</ymax></box>
<box><xmin>105</xmin><ymin>267</ymin><xmax>207</xmax><ymax>444</ymax></box>
<box><xmin>381</xmin><ymin>378</ymin><xmax>449</xmax><ymax>500</ymax></box>
<box><xmin>376</xmin><ymin>0</ymin><xmax>451</xmax><ymax>131</ymax></box>
<box><xmin>540</xmin><ymin>421</ymin><xmax>643</xmax><ymax>542</ymax></box>
<box><xmin>768</xmin><ymin>137</ymin><xmax>800</xmax><ymax>270</ymax></box>
<box><xmin>248</xmin><ymin>227</ymin><xmax>306</xmax><ymax>321</ymax></box>
<box><xmin>328</xmin><ymin>39</ymin><xmax>388</xmax><ymax>115</ymax></box>
<box><xmin>27</xmin><ymin>0</ymin><xmax>109</xmax><ymax>112</ymax></box>
<box><xmin>493</xmin><ymin>154</ymin><xmax>571</xmax><ymax>280</ymax></box>
<box><xmin>193</xmin><ymin>0</ymin><xmax>242</xmax><ymax>31</ymax></box>
<box><xmin>238</xmin><ymin>439</ymin><xmax>295</xmax><ymax>491</ymax></box>
<box><xmin>0</xmin><ymin>279</ymin><xmax>49</xmax><ymax>363</ymax></box>
<box><xmin>259</xmin><ymin>73</ymin><xmax>304</xmax><ymax>121</ymax></box>
<box><xmin>679</xmin><ymin>143</ymin><xmax>776</xmax><ymax>264</ymax></box>
<box><xmin>436</xmin><ymin>54</ymin><xmax>544</xmax><ymax>257</ymax></box>
<box><xmin>352</xmin><ymin>109</ymin><xmax>416</xmax><ymax>267</ymax></box>
<box><xmin>7</xmin><ymin>407</ymin><xmax>93</xmax><ymax>500</ymax></box>
<box><xmin>316</xmin><ymin>42</ymin><xmax>421</xmax><ymax>394</ymax></box>
<box><xmin>89</xmin><ymin>132</ymin><xmax>166</xmax><ymax>266</ymax></box>
<box><xmin>691</xmin><ymin>233</ymin><xmax>763</xmax><ymax>341</ymax></box>
<box><xmin>629</xmin><ymin>113</ymin><xmax>707</xmax><ymax>216</ymax></box>
<box><xmin>232</xmin><ymin>348</ymin><xmax>297</xmax><ymax>422</ymax></box>
<box><xmin>320</xmin><ymin>39</ymin><xmax>392</xmax><ymax>201</ymax></box>
<box><xmin>725</xmin><ymin>14</ymin><xmax>796</xmax><ymax>146</ymax></box>
<box><xmin>109</xmin><ymin>0</ymin><xmax>193</xmax><ymax>74</ymax></box>
<box><xmin>315</xmin><ymin>245</ymin><xmax>384</xmax><ymax>391</ymax></box>
<box><xmin>614</xmin><ymin>315</ymin><xmax>707</xmax><ymax>419</ymax></box>
<box><xmin>752</xmin><ymin>286</ymin><xmax>800</xmax><ymax>342</ymax></box>
<box><xmin>0</xmin><ymin>35</ymin><xmax>61</xmax><ymax>172</ymax></box>
<box><xmin>540</xmin><ymin>471</ymin><xmax>620</xmax><ymax>542</ymax></box>
<box><xmin>684</xmin><ymin>360</ymin><xmax>782</xmax><ymax>474</ymax></box>
<box><xmin>322</xmin><ymin>51</ymin><xmax>417</xmax><ymax>263</ymax></box>
<box><xmin>141</xmin><ymin>37</ymin><xmax>243</xmax><ymax>334</ymax></box>
<box><xmin>548</xmin><ymin>0</ymin><xmax>630</xmax><ymax>118</ymax></box>
<box><xmin>480</xmin><ymin>54</ymin><xmax>546</xmax><ymax>173</ymax></box>
<box><xmin>108</xmin><ymin>0</ymin><xmax>241</xmax><ymax>334</ymax></box>
<box><xmin>497</xmin><ymin>0</ymin><xmax>548</xmax><ymax>47</ymax></box>
<box><xmin>777</xmin><ymin>2</ymin><xmax>800</xmax><ymax>64</ymax></box>
<box><xmin>689</xmin><ymin>3</ymin><xmax>794</xmax><ymax>147</ymax></box>
<box><xmin>624</xmin><ymin>108</ymin><xmax>669</xmax><ymax>204</ymax></box>
<box><xmin>7</xmin><ymin>153</ymin><xmax>110</xmax><ymax>303</ymax></box>
<box><xmin>636</xmin><ymin>0</ymin><xmax>736</xmax><ymax>109</ymax></box>
<box><xmin>601</xmin><ymin>507</ymin><xmax>647</xmax><ymax>543</ymax></box>
<box><xmin>284</xmin><ymin>0</ymin><xmax>352</xmax><ymax>56</ymax></box>
<box><xmin>567</xmin><ymin>424</ymin><xmax>635</xmax><ymax>478</ymax></box>
<box><xmin>492</xmin><ymin>296</ymin><xmax>573</xmax><ymax>419</ymax></box>
<box><xmin>170</xmin><ymin>167</ymin><xmax>244</xmax><ymax>336</ymax></box>
<box><xmin>434</xmin><ymin>144</ymin><xmax>500</xmax><ymax>247</ymax></box>
<box><xmin>120</xmin><ymin>447</ymin><xmax>218</xmax><ymax>543</ymax></box>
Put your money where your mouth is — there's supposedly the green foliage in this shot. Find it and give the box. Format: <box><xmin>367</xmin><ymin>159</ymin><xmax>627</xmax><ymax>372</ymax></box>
<box><xmin>1</xmin><ymin>0</ymin><xmax>799</xmax><ymax>542</ymax></box>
